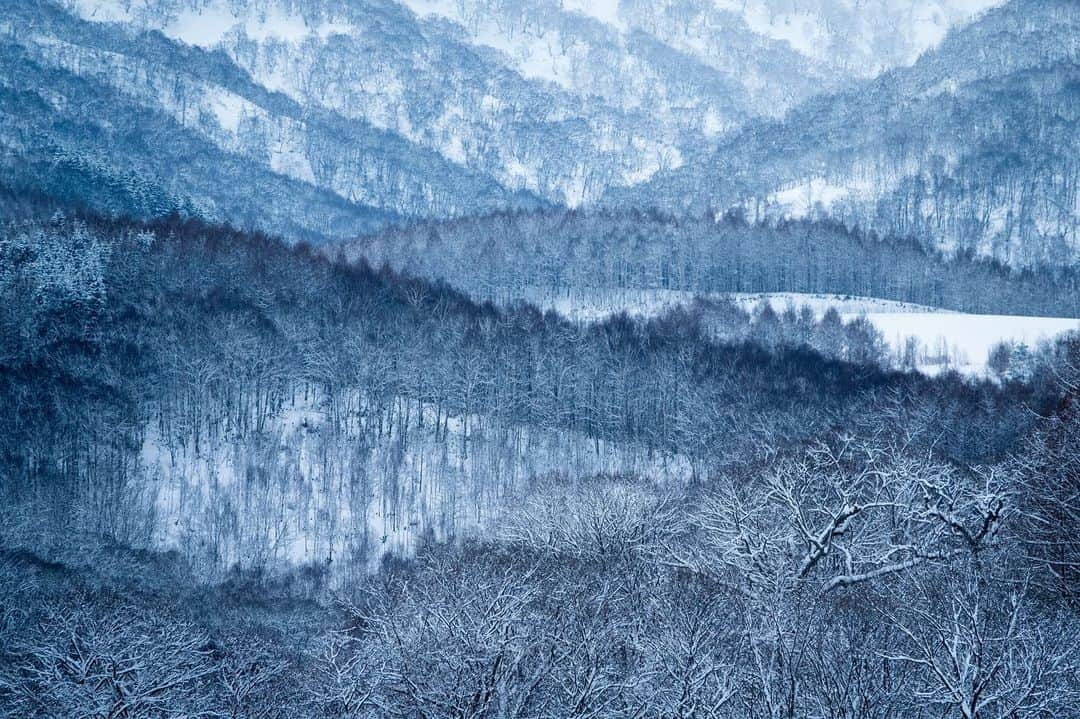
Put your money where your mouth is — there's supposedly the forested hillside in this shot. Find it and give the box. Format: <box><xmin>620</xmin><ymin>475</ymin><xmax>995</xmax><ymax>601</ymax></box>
<box><xmin>4</xmin><ymin>212</ymin><xmax>992</xmax><ymax>567</ymax></box>
<box><xmin>2</xmin><ymin>211</ymin><xmax>1079</xmax><ymax>715</ymax></box>
<box><xmin>4</xmin><ymin>1</ymin><xmax>1080</xmax><ymax>716</ymax></box>
<box><xmin>9</xmin><ymin>0</ymin><xmax>1071</xmax><ymax>264</ymax></box>
<box><xmin>398</xmin><ymin>0</ymin><xmax>838</xmax><ymax>126</ymax></box>
<box><xmin>2</xmin><ymin>0</ymin><xmax>545</xmax><ymax>238</ymax></box>
<box><xmin>615</xmin><ymin>0</ymin><xmax>1080</xmax><ymax>266</ymax></box>
<box><xmin>352</xmin><ymin>209</ymin><xmax>1080</xmax><ymax>317</ymax></box>
<box><xmin>624</xmin><ymin>0</ymin><xmax>1004</xmax><ymax>75</ymax></box>
<box><xmin>58</xmin><ymin>0</ymin><xmax>724</xmax><ymax>206</ymax></box>
<box><xmin>0</xmin><ymin>42</ymin><xmax>403</xmax><ymax>238</ymax></box>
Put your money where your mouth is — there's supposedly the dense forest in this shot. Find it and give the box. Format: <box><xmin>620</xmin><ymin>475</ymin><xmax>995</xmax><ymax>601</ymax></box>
<box><xmin>3</xmin><ymin>0</ymin><xmax>1080</xmax><ymax>715</ymax></box>
<box><xmin>351</xmin><ymin>209</ymin><xmax>1080</xmax><ymax>317</ymax></box>
<box><xmin>2</xmin><ymin>211</ymin><xmax>1079</xmax><ymax>716</ymax></box>
<box><xmin>616</xmin><ymin>0</ymin><xmax>1080</xmax><ymax>268</ymax></box>
<box><xmin>7</xmin><ymin>211</ymin><xmax>1036</xmax><ymax>564</ymax></box>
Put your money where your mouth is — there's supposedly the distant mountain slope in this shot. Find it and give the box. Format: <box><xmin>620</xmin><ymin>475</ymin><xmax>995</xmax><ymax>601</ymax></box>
<box><xmin>399</xmin><ymin>0</ymin><xmax>837</xmax><ymax>128</ymax></box>
<box><xmin>398</xmin><ymin>0</ymin><xmax>1000</xmax><ymax>126</ymax></box>
<box><xmin>11</xmin><ymin>0</ymin><xmax>1067</xmax><ymax>254</ymax></box>
<box><xmin>62</xmin><ymin>0</ymin><xmax>987</xmax><ymax>208</ymax></box>
<box><xmin>625</xmin><ymin>0</ymin><xmax>1004</xmax><ymax>77</ymax></box>
<box><xmin>0</xmin><ymin>43</ymin><xmax>403</xmax><ymax>240</ymax></box>
<box><xmin>609</xmin><ymin>0</ymin><xmax>1080</xmax><ymax>267</ymax></box>
<box><xmin>4</xmin><ymin>0</ymin><xmax>539</xmax><ymax>236</ymax></box>
<box><xmin>61</xmin><ymin>0</ymin><xmax>706</xmax><ymax>205</ymax></box>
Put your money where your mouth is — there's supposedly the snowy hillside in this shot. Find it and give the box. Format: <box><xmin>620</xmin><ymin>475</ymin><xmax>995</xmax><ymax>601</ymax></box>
<box><xmin>59</xmin><ymin>0</ymin><xmax>735</xmax><ymax>205</ymax></box>
<box><xmin>4</xmin><ymin>0</ymin><xmax>536</xmax><ymax>232</ymax></box>
<box><xmin>613</xmin><ymin>0</ymin><xmax>1080</xmax><ymax>267</ymax></box>
<box><xmin>6</xmin><ymin>3</ymin><xmax>1080</xmax><ymax>718</ymax></box>
<box><xmin>140</xmin><ymin>391</ymin><xmax>691</xmax><ymax>577</ymax></box>
<box><xmin>865</xmin><ymin>313</ymin><xmax>1079</xmax><ymax>375</ymax></box>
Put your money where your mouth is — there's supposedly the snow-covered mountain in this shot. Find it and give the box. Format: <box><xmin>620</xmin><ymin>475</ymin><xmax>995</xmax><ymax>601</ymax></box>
<box><xmin>636</xmin><ymin>0</ymin><xmax>1004</xmax><ymax>76</ymax></box>
<box><xmin>27</xmin><ymin>0</ymin><xmax>1001</xmax><ymax>213</ymax></box>
<box><xmin>59</xmin><ymin>0</ymin><xmax>722</xmax><ymax>206</ymax></box>
<box><xmin>397</xmin><ymin>0</ymin><xmax>836</xmax><ymax>127</ymax></box>
<box><xmin>4</xmin><ymin>0</ymin><xmax>1065</xmax><ymax>255</ymax></box>
<box><xmin>610</xmin><ymin>0</ymin><xmax>1080</xmax><ymax>266</ymax></box>
<box><xmin>3</xmin><ymin>0</ymin><xmax>555</xmax><ymax>239</ymax></box>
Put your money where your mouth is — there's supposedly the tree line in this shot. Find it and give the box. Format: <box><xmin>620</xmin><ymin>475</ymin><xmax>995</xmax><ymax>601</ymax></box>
<box><xmin>350</xmin><ymin>209</ymin><xmax>1080</xmax><ymax>318</ymax></box>
<box><xmin>2</xmin><ymin>209</ymin><xmax>1078</xmax><ymax>716</ymax></box>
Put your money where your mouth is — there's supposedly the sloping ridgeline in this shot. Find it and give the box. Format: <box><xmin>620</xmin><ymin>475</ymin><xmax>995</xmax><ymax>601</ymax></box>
<box><xmin>610</xmin><ymin>0</ymin><xmax>1080</xmax><ymax>267</ymax></box>
<box><xmin>351</xmin><ymin>209</ymin><xmax>1080</xmax><ymax>318</ymax></box>
<box><xmin>0</xmin><ymin>210</ymin><xmax>1078</xmax><ymax>717</ymax></box>
<box><xmin>0</xmin><ymin>0</ymin><xmax>543</xmax><ymax>239</ymax></box>
<box><xmin>0</xmin><ymin>210</ymin><xmax>1053</xmax><ymax>580</ymax></box>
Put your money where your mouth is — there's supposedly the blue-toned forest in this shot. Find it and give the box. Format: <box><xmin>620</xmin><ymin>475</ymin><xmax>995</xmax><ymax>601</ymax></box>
<box><xmin>2</xmin><ymin>1</ymin><xmax>1079</xmax><ymax>716</ymax></box>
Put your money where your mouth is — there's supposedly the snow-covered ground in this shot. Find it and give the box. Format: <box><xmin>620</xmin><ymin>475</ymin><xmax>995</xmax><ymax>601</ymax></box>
<box><xmin>742</xmin><ymin>295</ymin><xmax>1080</xmax><ymax>375</ymax></box>
<box><xmin>510</xmin><ymin>286</ymin><xmax>699</xmax><ymax>322</ymax></box>
<box><xmin>138</xmin><ymin>391</ymin><xmax>691</xmax><ymax>580</ymax></box>
<box><xmin>863</xmin><ymin>313</ymin><xmax>1080</xmax><ymax>375</ymax></box>
<box><xmin>727</xmin><ymin>292</ymin><xmax>947</xmax><ymax>316</ymax></box>
<box><xmin>509</xmin><ymin>286</ymin><xmax>1080</xmax><ymax>376</ymax></box>
<box><xmin>511</xmin><ymin>286</ymin><xmax>945</xmax><ymax>322</ymax></box>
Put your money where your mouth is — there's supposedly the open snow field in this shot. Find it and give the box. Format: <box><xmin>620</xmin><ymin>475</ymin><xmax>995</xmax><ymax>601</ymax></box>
<box><xmin>737</xmin><ymin>294</ymin><xmax>1080</xmax><ymax>373</ymax></box>
<box><xmin>513</xmin><ymin>287</ymin><xmax>947</xmax><ymax>322</ymax></box>
<box><xmin>743</xmin><ymin>295</ymin><xmax>1080</xmax><ymax>375</ymax></box>
<box><xmin>727</xmin><ymin>292</ymin><xmax>947</xmax><ymax>316</ymax></box>
<box><xmin>861</xmin><ymin>312</ymin><xmax>1080</xmax><ymax>374</ymax></box>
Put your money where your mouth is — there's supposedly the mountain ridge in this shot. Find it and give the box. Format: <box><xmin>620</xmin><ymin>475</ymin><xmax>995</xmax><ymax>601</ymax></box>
<box><xmin>605</xmin><ymin>0</ymin><xmax>1080</xmax><ymax>266</ymax></box>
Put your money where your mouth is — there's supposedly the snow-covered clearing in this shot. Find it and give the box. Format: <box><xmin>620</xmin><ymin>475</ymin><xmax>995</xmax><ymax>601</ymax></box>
<box><xmin>865</xmin><ymin>313</ymin><xmax>1080</xmax><ymax>375</ymax></box>
<box><xmin>510</xmin><ymin>286</ymin><xmax>944</xmax><ymax>323</ymax></box>
<box><xmin>741</xmin><ymin>296</ymin><xmax>1080</xmax><ymax>375</ymax></box>
<box><xmin>727</xmin><ymin>292</ymin><xmax>948</xmax><ymax>316</ymax></box>
<box><xmin>509</xmin><ymin>286</ymin><xmax>700</xmax><ymax>322</ymax></box>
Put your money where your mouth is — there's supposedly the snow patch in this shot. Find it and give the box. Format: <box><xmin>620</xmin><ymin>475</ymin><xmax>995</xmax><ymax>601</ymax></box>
<box><xmin>269</xmin><ymin>144</ymin><xmax>316</xmax><ymax>185</ymax></box>
<box><xmin>731</xmin><ymin>293</ymin><xmax>949</xmax><ymax>317</ymax></box>
<box><xmin>207</xmin><ymin>89</ymin><xmax>246</xmax><ymax>133</ymax></box>
<box><xmin>397</xmin><ymin>0</ymin><xmax>459</xmax><ymax>21</ymax></box>
<box><xmin>139</xmin><ymin>390</ymin><xmax>690</xmax><ymax>578</ymax></box>
<box><xmin>67</xmin><ymin>0</ymin><xmax>133</xmax><ymax>24</ymax></box>
<box><xmin>701</xmin><ymin>108</ymin><xmax>727</xmax><ymax>137</ymax></box>
<box><xmin>730</xmin><ymin>5</ymin><xmax>829</xmax><ymax>59</ymax></box>
<box><xmin>242</xmin><ymin>7</ymin><xmax>310</xmax><ymax>44</ymax></box>
<box><xmin>514</xmin><ymin>288</ymin><xmax>950</xmax><ymax>324</ymax></box>
<box><xmin>315</xmin><ymin>20</ymin><xmax>356</xmax><ymax>38</ymax></box>
<box><xmin>166</xmin><ymin>5</ymin><xmax>238</xmax><ymax>47</ymax></box>
<box><xmin>160</xmin><ymin>2</ymin><xmax>338</xmax><ymax>48</ymax></box>
<box><xmin>861</xmin><ymin>313</ymin><xmax>1080</xmax><ymax>375</ymax></box>
<box><xmin>768</xmin><ymin>178</ymin><xmax>853</xmax><ymax>218</ymax></box>
<box><xmin>562</xmin><ymin>0</ymin><xmax>625</xmax><ymax>31</ymax></box>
